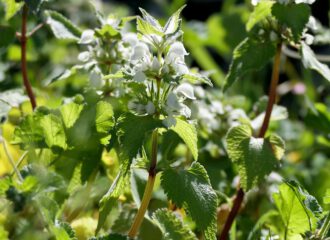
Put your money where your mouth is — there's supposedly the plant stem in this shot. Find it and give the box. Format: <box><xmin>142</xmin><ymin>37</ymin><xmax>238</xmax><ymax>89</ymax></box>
<box><xmin>2</xmin><ymin>140</ymin><xmax>23</xmax><ymax>182</ymax></box>
<box><xmin>219</xmin><ymin>43</ymin><xmax>282</xmax><ymax>240</ymax></box>
<box><xmin>21</xmin><ymin>5</ymin><xmax>37</xmax><ymax>110</ymax></box>
<box><xmin>128</xmin><ymin>129</ymin><xmax>158</xmax><ymax>238</ymax></box>
<box><xmin>258</xmin><ymin>43</ymin><xmax>282</xmax><ymax>138</ymax></box>
<box><xmin>319</xmin><ymin>212</ymin><xmax>330</xmax><ymax>239</ymax></box>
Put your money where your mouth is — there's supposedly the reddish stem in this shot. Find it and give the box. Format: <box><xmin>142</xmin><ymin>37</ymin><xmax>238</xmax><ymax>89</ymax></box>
<box><xmin>219</xmin><ymin>43</ymin><xmax>282</xmax><ymax>240</ymax></box>
<box><xmin>21</xmin><ymin>5</ymin><xmax>37</xmax><ymax>110</ymax></box>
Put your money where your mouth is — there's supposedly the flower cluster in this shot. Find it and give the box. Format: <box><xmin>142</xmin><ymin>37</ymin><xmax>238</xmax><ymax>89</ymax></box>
<box><xmin>109</xmin><ymin>7</ymin><xmax>212</xmax><ymax>127</ymax></box>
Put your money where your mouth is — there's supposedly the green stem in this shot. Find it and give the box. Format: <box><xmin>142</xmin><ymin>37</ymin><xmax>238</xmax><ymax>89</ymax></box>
<box><xmin>2</xmin><ymin>139</ymin><xmax>23</xmax><ymax>181</ymax></box>
<box><xmin>319</xmin><ymin>212</ymin><xmax>330</xmax><ymax>239</ymax></box>
<box><xmin>128</xmin><ymin>129</ymin><xmax>158</xmax><ymax>238</ymax></box>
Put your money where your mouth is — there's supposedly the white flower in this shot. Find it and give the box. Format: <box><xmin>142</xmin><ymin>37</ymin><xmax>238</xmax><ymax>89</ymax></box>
<box><xmin>151</xmin><ymin>57</ymin><xmax>161</xmax><ymax>71</ymax></box>
<box><xmin>122</xmin><ymin>33</ymin><xmax>139</xmax><ymax>47</ymax></box>
<box><xmin>78</xmin><ymin>30</ymin><xmax>95</xmax><ymax>44</ymax></box>
<box><xmin>131</xmin><ymin>43</ymin><xmax>150</xmax><ymax>61</ymax></box>
<box><xmin>179</xmin><ymin>103</ymin><xmax>191</xmax><ymax>118</ymax></box>
<box><xmin>295</xmin><ymin>0</ymin><xmax>315</xmax><ymax>4</ymax></box>
<box><xmin>163</xmin><ymin>115</ymin><xmax>177</xmax><ymax>128</ymax></box>
<box><xmin>307</xmin><ymin>16</ymin><xmax>318</xmax><ymax>31</ymax></box>
<box><xmin>211</xmin><ymin>101</ymin><xmax>224</xmax><ymax>115</ymax></box>
<box><xmin>90</xmin><ymin>70</ymin><xmax>104</xmax><ymax>88</ymax></box>
<box><xmin>172</xmin><ymin>62</ymin><xmax>189</xmax><ymax>75</ymax></box>
<box><xmin>166</xmin><ymin>92</ymin><xmax>181</xmax><ymax>110</ymax></box>
<box><xmin>166</xmin><ymin>42</ymin><xmax>188</xmax><ymax>63</ymax></box>
<box><xmin>251</xmin><ymin>0</ymin><xmax>260</xmax><ymax>6</ymax></box>
<box><xmin>133</xmin><ymin>71</ymin><xmax>146</xmax><ymax>83</ymax></box>
<box><xmin>175</xmin><ymin>83</ymin><xmax>196</xmax><ymax>100</ymax></box>
<box><xmin>128</xmin><ymin>100</ymin><xmax>146</xmax><ymax>115</ymax></box>
<box><xmin>194</xmin><ymin>86</ymin><xmax>205</xmax><ymax>98</ymax></box>
<box><xmin>304</xmin><ymin>34</ymin><xmax>314</xmax><ymax>45</ymax></box>
<box><xmin>146</xmin><ymin>101</ymin><xmax>156</xmax><ymax>115</ymax></box>
<box><xmin>78</xmin><ymin>51</ymin><xmax>90</xmax><ymax>62</ymax></box>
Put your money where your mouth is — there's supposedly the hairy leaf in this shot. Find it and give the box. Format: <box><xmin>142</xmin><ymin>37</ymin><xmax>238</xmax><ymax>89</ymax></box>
<box><xmin>96</xmin><ymin>163</ymin><xmax>130</xmax><ymax>233</ymax></box>
<box><xmin>45</xmin><ymin>10</ymin><xmax>82</xmax><ymax>40</ymax></box>
<box><xmin>1</xmin><ymin>0</ymin><xmax>23</xmax><ymax>20</ymax></box>
<box><xmin>60</xmin><ymin>102</ymin><xmax>84</xmax><ymax>129</ymax></box>
<box><xmin>153</xmin><ymin>209</ymin><xmax>197</xmax><ymax>240</ymax></box>
<box><xmin>224</xmin><ymin>38</ymin><xmax>276</xmax><ymax>91</ymax></box>
<box><xmin>273</xmin><ymin>181</ymin><xmax>319</xmax><ymax>239</ymax></box>
<box><xmin>226</xmin><ymin>125</ymin><xmax>285</xmax><ymax>191</ymax></box>
<box><xmin>272</xmin><ymin>3</ymin><xmax>310</xmax><ymax>42</ymax></box>
<box><xmin>163</xmin><ymin>5</ymin><xmax>185</xmax><ymax>35</ymax></box>
<box><xmin>161</xmin><ymin>162</ymin><xmax>217</xmax><ymax>239</ymax></box>
<box><xmin>300</xmin><ymin>42</ymin><xmax>330</xmax><ymax>82</ymax></box>
<box><xmin>247</xmin><ymin>1</ymin><xmax>274</xmax><ymax>31</ymax></box>
<box><xmin>95</xmin><ymin>101</ymin><xmax>115</xmax><ymax>145</ymax></box>
<box><xmin>40</xmin><ymin>114</ymin><xmax>67</xmax><ymax>151</ymax></box>
<box><xmin>182</xmin><ymin>73</ymin><xmax>213</xmax><ymax>87</ymax></box>
<box><xmin>170</xmin><ymin>118</ymin><xmax>198</xmax><ymax>160</ymax></box>
<box><xmin>117</xmin><ymin>113</ymin><xmax>162</xmax><ymax>160</ymax></box>
<box><xmin>324</xmin><ymin>189</ymin><xmax>330</xmax><ymax>204</ymax></box>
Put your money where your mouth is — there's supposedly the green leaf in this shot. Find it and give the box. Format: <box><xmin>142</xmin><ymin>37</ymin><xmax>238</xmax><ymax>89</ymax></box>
<box><xmin>0</xmin><ymin>25</ymin><xmax>15</xmax><ymax>50</ymax></box>
<box><xmin>226</xmin><ymin>125</ymin><xmax>285</xmax><ymax>191</ymax></box>
<box><xmin>139</xmin><ymin>8</ymin><xmax>162</xmax><ymax>31</ymax></box>
<box><xmin>224</xmin><ymin>38</ymin><xmax>276</xmax><ymax>91</ymax></box>
<box><xmin>161</xmin><ymin>162</ymin><xmax>217</xmax><ymax>239</ymax></box>
<box><xmin>95</xmin><ymin>24</ymin><xmax>120</xmax><ymax>39</ymax></box>
<box><xmin>137</xmin><ymin>17</ymin><xmax>164</xmax><ymax>38</ymax></box>
<box><xmin>170</xmin><ymin>118</ymin><xmax>198</xmax><ymax>161</ymax></box>
<box><xmin>95</xmin><ymin>101</ymin><xmax>115</xmax><ymax>145</ymax></box>
<box><xmin>13</xmin><ymin>113</ymin><xmax>46</xmax><ymax>149</ymax></box>
<box><xmin>96</xmin><ymin>163</ymin><xmax>130</xmax><ymax>233</ymax></box>
<box><xmin>273</xmin><ymin>181</ymin><xmax>319</xmax><ymax>239</ymax></box>
<box><xmin>300</xmin><ymin>42</ymin><xmax>330</xmax><ymax>82</ymax></box>
<box><xmin>153</xmin><ymin>209</ymin><xmax>197</xmax><ymax>240</ymax></box>
<box><xmin>1</xmin><ymin>0</ymin><xmax>24</xmax><ymax>20</ymax></box>
<box><xmin>45</xmin><ymin>10</ymin><xmax>82</xmax><ymax>40</ymax></box>
<box><xmin>182</xmin><ymin>73</ymin><xmax>213</xmax><ymax>87</ymax></box>
<box><xmin>324</xmin><ymin>189</ymin><xmax>330</xmax><ymax>204</ymax></box>
<box><xmin>25</xmin><ymin>0</ymin><xmax>45</xmax><ymax>13</ymax></box>
<box><xmin>246</xmin><ymin>1</ymin><xmax>274</xmax><ymax>31</ymax></box>
<box><xmin>272</xmin><ymin>3</ymin><xmax>310</xmax><ymax>42</ymax></box>
<box><xmin>163</xmin><ymin>5</ymin><xmax>185</xmax><ymax>35</ymax></box>
<box><xmin>60</xmin><ymin>102</ymin><xmax>84</xmax><ymax>129</ymax></box>
<box><xmin>40</xmin><ymin>114</ymin><xmax>67</xmax><ymax>151</ymax></box>
<box><xmin>117</xmin><ymin>113</ymin><xmax>163</xmax><ymax>160</ymax></box>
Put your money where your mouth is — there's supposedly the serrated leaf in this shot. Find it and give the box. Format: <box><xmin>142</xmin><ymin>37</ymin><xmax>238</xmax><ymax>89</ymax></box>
<box><xmin>224</xmin><ymin>38</ymin><xmax>276</xmax><ymax>91</ymax></box>
<box><xmin>45</xmin><ymin>10</ymin><xmax>82</xmax><ymax>40</ymax></box>
<box><xmin>273</xmin><ymin>181</ymin><xmax>319</xmax><ymax>239</ymax></box>
<box><xmin>182</xmin><ymin>73</ymin><xmax>213</xmax><ymax>87</ymax></box>
<box><xmin>117</xmin><ymin>113</ymin><xmax>163</xmax><ymax>160</ymax></box>
<box><xmin>137</xmin><ymin>17</ymin><xmax>164</xmax><ymax>37</ymax></box>
<box><xmin>13</xmin><ymin>113</ymin><xmax>46</xmax><ymax>149</ymax></box>
<box><xmin>1</xmin><ymin>0</ymin><xmax>24</xmax><ymax>20</ymax></box>
<box><xmin>300</xmin><ymin>42</ymin><xmax>330</xmax><ymax>82</ymax></box>
<box><xmin>95</xmin><ymin>101</ymin><xmax>115</xmax><ymax>145</ymax></box>
<box><xmin>164</xmin><ymin>5</ymin><xmax>185</xmax><ymax>35</ymax></box>
<box><xmin>40</xmin><ymin>114</ymin><xmax>67</xmax><ymax>151</ymax></box>
<box><xmin>247</xmin><ymin>1</ymin><xmax>274</xmax><ymax>31</ymax></box>
<box><xmin>0</xmin><ymin>25</ymin><xmax>15</xmax><ymax>50</ymax></box>
<box><xmin>96</xmin><ymin>163</ymin><xmax>130</xmax><ymax>233</ymax></box>
<box><xmin>60</xmin><ymin>102</ymin><xmax>84</xmax><ymax>129</ymax></box>
<box><xmin>161</xmin><ymin>162</ymin><xmax>217</xmax><ymax>239</ymax></box>
<box><xmin>170</xmin><ymin>118</ymin><xmax>198</xmax><ymax>160</ymax></box>
<box><xmin>139</xmin><ymin>8</ymin><xmax>162</xmax><ymax>31</ymax></box>
<box><xmin>226</xmin><ymin>125</ymin><xmax>285</xmax><ymax>191</ymax></box>
<box><xmin>272</xmin><ymin>3</ymin><xmax>310</xmax><ymax>42</ymax></box>
<box><xmin>153</xmin><ymin>209</ymin><xmax>197</xmax><ymax>240</ymax></box>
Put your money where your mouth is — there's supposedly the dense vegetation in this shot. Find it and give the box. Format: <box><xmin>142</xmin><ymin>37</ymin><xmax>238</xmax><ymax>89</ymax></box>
<box><xmin>1</xmin><ymin>0</ymin><xmax>330</xmax><ymax>239</ymax></box>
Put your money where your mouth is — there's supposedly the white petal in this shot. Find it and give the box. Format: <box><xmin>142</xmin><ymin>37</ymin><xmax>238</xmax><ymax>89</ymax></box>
<box><xmin>78</xmin><ymin>51</ymin><xmax>90</xmax><ymax>62</ymax></box>
<box><xmin>122</xmin><ymin>33</ymin><xmax>139</xmax><ymax>46</ymax></box>
<box><xmin>133</xmin><ymin>71</ymin><xmax>146</xmax><ymax>83</ymax></box>
<box><xmin>295</xmin><ymin>0</ymin><xmax>315</xmax><ymax>4</ymax></box>
<box><xmin>151</xmin><ymin>57</ymin><xmax>161</xmax><ymax>71</ymax></box>
<box><xmin>146</xmin><ymin>101</ymin><xmax>155</xmax><ymax>115</ymax></box>
<box><xmin>78</xmin><ymin>30</ymin><xmax>95</xmax><ymax>44</ymax></box>
<box><xmin>175</xmin><ymin>83</ymin><xmax>196</xmax><ymax>100</ymax></box>
<box><xmin>90</xmin><ymin>71</ymin><xmax>104</xmax><ymax>88</ymax></box>
<box><xmin>251</xmin><ymin>0</ymin><xmax>260</xmax><ymax>5</ymax></box>
<box><xmin>166</xmin><ymin>92</ymin><xmax>181</xmax><ymax>109</ymax></box>
<box><xmin>168</xmin><ymin>42</ymin><xmax>188</xmax><ymax>57</ymax></box>
<box><xmin>131</xmin><ymin>43</ymin><xmax>150</xmax><ymax>61</ymax></box>
<box><xmin>179</xmin><ymin>103</ymin><xmax>191</xmax><ymax>118</ymax></box>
